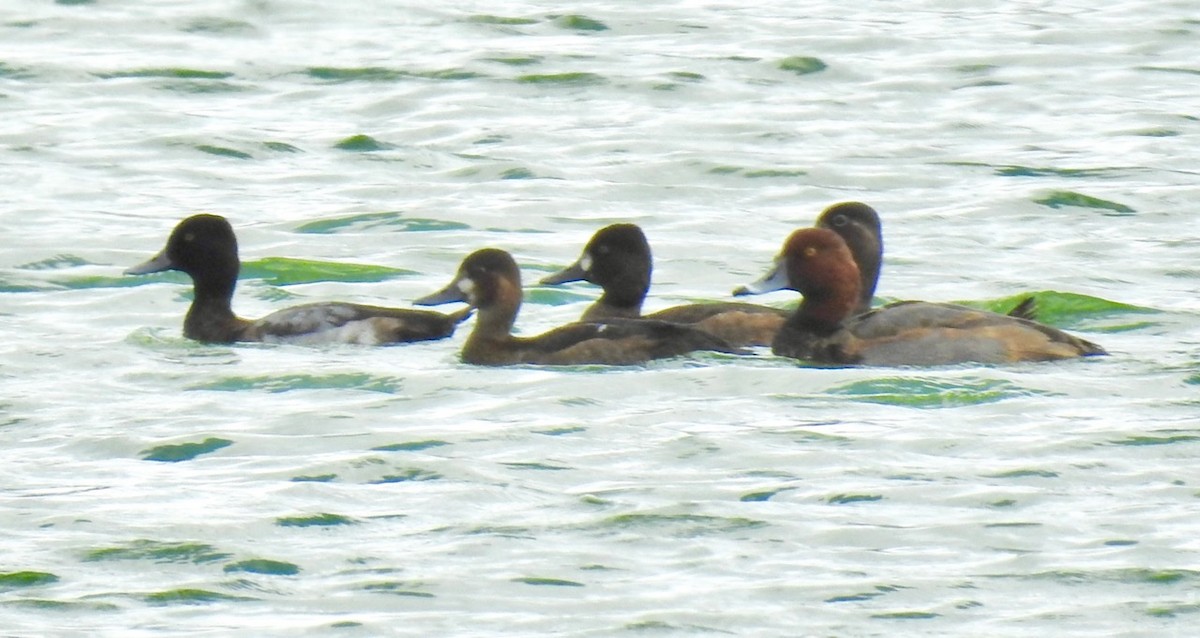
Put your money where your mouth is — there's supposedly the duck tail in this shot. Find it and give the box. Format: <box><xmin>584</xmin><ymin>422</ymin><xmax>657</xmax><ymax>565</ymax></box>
<box><xmin>1007</xmin><ymin>296</ymin><xmax>1038</xmax><ymax>321</ymax></box>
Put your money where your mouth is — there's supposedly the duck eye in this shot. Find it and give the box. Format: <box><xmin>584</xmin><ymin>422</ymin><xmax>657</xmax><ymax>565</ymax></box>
<box><xmin>803</xmin><ymin>246</ymin><xmax>818</xmax><ymax>258</ymax></box>
<box><xmin>832</xmin><ymin>215</ymin><xmax>848</xmax><ymax>227</ymax></box>
<box><xmin>184</xmin><ymin>232</ymin><xmax>196</xmax><ymax>242</ymax></box>
<box><xmin>596</xmin><ymin>245</ymin><xmax>610</xmax><ymax>255</ymax></box>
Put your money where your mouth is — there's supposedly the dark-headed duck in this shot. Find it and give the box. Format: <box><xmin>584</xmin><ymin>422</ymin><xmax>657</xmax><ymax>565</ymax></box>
<box><xmin>125</xmin><ymin>214</ymin><xmax>469</xmax><ymax>345</ymax></box>
<box><xmin>813</xmin><ymin>201</ymin><xmax>1037</xmax><ymax>321</ymax></box>
<box><xmin>814</xmin><ymin>202</ymin><xmax>882</xmax><ymax>315</ymax></box>
<box><xmin>414</xmin><ymin>248</ymin><xmax>742</xmax><ymax>366</ymax></box>
<box><xmin>539</xmin><ymin>223</ymin><xmax>786</xmax><ymax>347</ymax></box>
<box><xmin>732</xmin><ymin>227</ymin><xmax>1105</xmax><ymax>366</ymax></box>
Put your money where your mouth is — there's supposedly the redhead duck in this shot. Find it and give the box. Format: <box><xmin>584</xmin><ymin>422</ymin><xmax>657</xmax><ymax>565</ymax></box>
<box><xmin>125</xmin><ymin>214</ymin><xmax>469</xmax><ymax>345</ymax></box>
<box><xmin>414</xmin><ymin>248</ymin><xmax>742</xmax><ymax>365</ymax></box>
<box><xmin>732</xmin><ymin>227</ymin><xmax>1105</xmax><ymax>365</ymax></box>
<box><xmin>813</xmin><ymin>201</ymin><xmax>1037</xmax><ymax>320</ymax></box>
<box><xmin>539</xmin><ymin>223</ymin><xmax>787</xmax><ymax>347</ymax></box>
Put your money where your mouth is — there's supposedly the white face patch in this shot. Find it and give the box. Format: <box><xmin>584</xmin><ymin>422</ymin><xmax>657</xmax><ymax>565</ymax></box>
<box><xmin>579</xmin><ymin>253</ymin><xmax>593</xmax><ymax>273</ymax></box>
<box><xmin>457</xmin><ymin>278</ymin><xmax>475</xmax><ymax>296</ymax></box>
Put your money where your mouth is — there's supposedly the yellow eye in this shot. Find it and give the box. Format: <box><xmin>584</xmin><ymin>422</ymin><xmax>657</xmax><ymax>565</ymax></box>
<box><xmin>803</xmin><ymin>246</ymin><xmax>818</xmax><ymax>258</ymax></box>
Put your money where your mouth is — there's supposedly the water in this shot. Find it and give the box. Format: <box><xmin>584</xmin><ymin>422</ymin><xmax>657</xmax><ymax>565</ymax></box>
<box><xmin>2</xmin><ymin>0</ymin><xmax>1199</xmax><ymax>635</ymax></box>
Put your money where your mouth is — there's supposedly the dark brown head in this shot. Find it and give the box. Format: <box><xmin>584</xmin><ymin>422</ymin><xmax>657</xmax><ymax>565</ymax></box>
<box><xmin>815</xmin><ymin>202</ymin><xmax>882</xmax><ymax>312</ymax></box>
<box><xmin>540</xmin><ymin>223</ymin><xmax>651</xmax><ymax>311</ymax></box>
<box><xmin>126</xmin><ymin>214</ymin><xmax>241</xmax><ymax>298</ymax></box>
<box><xmin>415</xmin><ymin>248</ymin><xmax>523</xmax><ymax>335</ymax></box>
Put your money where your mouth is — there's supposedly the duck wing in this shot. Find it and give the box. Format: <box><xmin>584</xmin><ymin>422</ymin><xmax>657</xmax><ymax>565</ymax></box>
<box><xmin>646</xmin><ymin>301</ymin><xmax>787</xmax><ymax>323</ymax></box>
<box><xmin>646</xmin><ymin>303</ymin><xmax>787</xmax><ymax>348</ymax></box>
<box><xmin>843</xmin><ymin>301</ymin><xmax>1104</xmax><ymax>365</ymax></box>
<box><xmin>519</xmin><ymin>319</ymin><xmax>744</xmax><ymax>365</ymax></box>
<box><xmin>248</xmin><ymin>302</ymin><xmax>470</xmax><ymax>345</ymax></box>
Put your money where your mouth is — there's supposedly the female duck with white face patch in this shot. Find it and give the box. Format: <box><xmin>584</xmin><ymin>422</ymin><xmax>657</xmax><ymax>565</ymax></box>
<box><xmin>415</xmin><ymin>247</ymin><xmax>744</xmax><ymax>366</ymax></box>
<box><xmin>125</xmin><ymin>214</ymin><xmax>470</xmax><ymax>345</ymax></box>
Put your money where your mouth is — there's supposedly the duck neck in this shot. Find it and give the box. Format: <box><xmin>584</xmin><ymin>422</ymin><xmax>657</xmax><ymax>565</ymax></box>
<box><xmin>193</xmin><ymin>270</ymin><xmax>238</xmax><ymax>311</ymax></box>
<box><xmin>773</xmin><ymin>292</ymin><xmax>858</xmax><ymax>363</ymax></box>
<box><xmin>183</xmin><ymin>275</ymin><xmax>242</xmax><ymax>342</ymax></box>
<box><xmin>461</xmin><ymin>300</ymin><xmax>518</xmax><ymax>365</ymax></box>
<box><xmin>596</xmin><ymin>282</ymin><xmax>646</xmax><ymax>316</ymax></box>
<box><xmin>584</xmin><ymin>298</ymin><xmax>642</xmax><ymax>320</ymax></box>
<box><xmin>790</xmin><ymin>287</ymin><xmax>858</xmax><ymax>334</ymax></box>
<box><xmin>855</xmin><ymin>251</ymin><xmax>881</xmax><ymax>314</ymax></box>
<box><xmin>470</xmin><ymin>306</ymin><xmax>517</xmax><ymax>338</ymax></box>
<box><xmin>468</xmin><ymin>283</ymin><xmax>520</xmax><ymax>340</ymax></box>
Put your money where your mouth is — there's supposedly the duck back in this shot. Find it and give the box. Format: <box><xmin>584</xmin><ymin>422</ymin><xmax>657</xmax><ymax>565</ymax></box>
<box><xmin>831</xmin><ymin>302</ymin><xmax>1106</xmax><ymax>365</ymax></box>
<box><xmin>465</xmin><ymin>319</ymin><xmax>742</xmax><ymax>366</ymax></box>
<box><xmin>245</xmin><ymin>303</ymin><xmax>470</xmax><ymax>345</ymax></box>
<box><xmin>646</xmin><ymin>303</ymin><xmax>787</xmax><ymax>347</ymax></box>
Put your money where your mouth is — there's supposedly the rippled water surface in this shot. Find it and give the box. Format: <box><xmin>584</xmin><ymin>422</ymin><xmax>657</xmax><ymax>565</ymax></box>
<box><xmin>2</xmin><ymin>1</ymin><xmax>1199</xmax><ymax>635</ymax></box>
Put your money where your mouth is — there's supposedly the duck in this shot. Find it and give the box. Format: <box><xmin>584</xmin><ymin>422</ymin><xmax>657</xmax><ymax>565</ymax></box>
<box><xmin>814</xmin><ymin>202</ymin><xmax>882</xmax><ymax>315</ymax></box>
<box><xmin>732</xmin><ymin>227</ymin><xmax>1105</xmax><ymax>365</ymax></box>
<box><xmin>813</xmin><ymin>201</ymin><xmax>1037</xmax><ymax>321</ymax></box>
<box><xmin>539</xmin><ymin>223</ymin><xmax>787</xmax><ymax>347</ymax></box>
<box><xmin>414</xmin><ymin>247</ymin><xmax>743</xmax><ymax>365</ymax></box>
<box><xmin>125</xmin><ymin>214</ymin><xmax>470</xmax><ymax>345</ymax></box>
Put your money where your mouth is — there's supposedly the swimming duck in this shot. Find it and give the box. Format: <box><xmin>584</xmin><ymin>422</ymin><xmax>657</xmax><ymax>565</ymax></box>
<box><xmin>813</xmin><ymin>201</ymin><xmax>1037</xmax><ymax>321</ymax></box>
<box><xmin>414</xmin><ymin>247</ymin><xmax>742</xmax><ymax>365</ymax></box>
<box><xmin>539</xmin><ymin>223</ymin><xmax>787</xmax><ymax>347</ymax></box>
<box><xmin>814</xmin><ymin>202</ymin><xmax>882</xmax><ymax>315</ymax></box>
<box><xmin>732</xmin><ymin>227</ymin><xmax>1105</xmax><ymax>365</ymax></box>
<box><xmin>125</xmin><ymin>214</ymin><xmax>469</xmax><ymax>345</ymax></box>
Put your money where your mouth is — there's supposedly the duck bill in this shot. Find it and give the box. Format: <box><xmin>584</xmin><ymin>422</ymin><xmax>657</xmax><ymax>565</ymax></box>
<box><xmin>413</xmin><ymin>279</ymin><xmax>470</xmax><ymax>307</ymax></box>
<box><xmin>732</xmin><ymin>257</ymin><xmax>789</xmax><ymax>296</ymax></box>
<box><xmin>124</xmin><ymin>248</ymin><xmax>175</xmax><ymax>276</ymax></box>
<box><xmin>539</xmin><ymin>258</ymin><xmax>587</xmax><ymax>285</ymax></box>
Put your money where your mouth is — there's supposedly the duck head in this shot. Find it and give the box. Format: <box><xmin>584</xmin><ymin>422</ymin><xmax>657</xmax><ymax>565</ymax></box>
<box><xmin>733</xmin><ymin>227</ymin><xmax>863</xmax><ymax>329</ymax></box>
<box><xmin>815</xmin><ymin>202</ymin><xmax>882</xmax><ymax>311</ymax></box>
<box><xmin>415</xmin><ymin>248</ymin><xmax>523</xmax><ymax>333</ymax></box>
<box><xmin>126</xmin><ymin>214</ymin><xmax>241</xmax><ymax>296</ymax></box>
<box><xmin>539</xmin><ymin>223</ymin><xmax>651</xmax><ymax>311</ymax></box>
